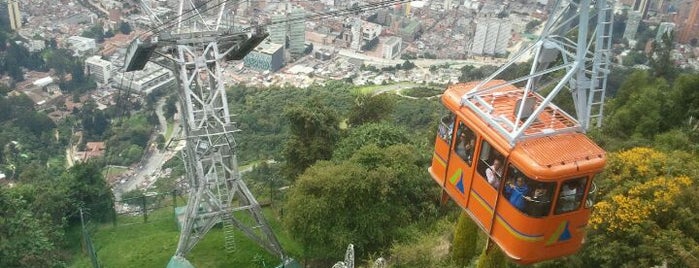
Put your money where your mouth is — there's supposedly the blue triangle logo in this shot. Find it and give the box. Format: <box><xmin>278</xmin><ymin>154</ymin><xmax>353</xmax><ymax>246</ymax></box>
<box><xmin>456</xmin><ymin>176</ymin><xmax>465</xmax><ymax>194</ymax></box>
<box><xmin>558</xmin><ymin>221</ymin><xmax>572</xmax><ymax>241</ymax></box>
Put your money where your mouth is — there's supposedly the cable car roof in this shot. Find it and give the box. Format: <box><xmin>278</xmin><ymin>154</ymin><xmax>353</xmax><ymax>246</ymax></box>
<box><xmin>446</xmin><ymin>81</ymin><xmax>582</xmax><ymax>145</ymax></box>
<box><xmin>443</xmin><ymin>81</ymin><xmax>605</xmax><ymax>178</ymax></box>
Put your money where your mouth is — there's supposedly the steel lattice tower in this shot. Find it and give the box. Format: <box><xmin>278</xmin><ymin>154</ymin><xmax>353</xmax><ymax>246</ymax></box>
<box><xmin>461</xmin><ymin>0</ymin><xmax>614</xmax><ymax>144</ymax></box>
<box><xmin>125</xmin><ymin>0</ymin><xmax>285</xmax><ymax>266</ymax></box>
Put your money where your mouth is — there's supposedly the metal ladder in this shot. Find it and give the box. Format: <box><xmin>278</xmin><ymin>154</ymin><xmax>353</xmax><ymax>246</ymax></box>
<box><xmin>587</xmin><ymin>0</ymin><xmax>614</xmax><ymax>128</ymax></box>
<box><xmin>221</xmin><ymin>212</ymin><xmax>237</xmax><ymax>253</ymax></box>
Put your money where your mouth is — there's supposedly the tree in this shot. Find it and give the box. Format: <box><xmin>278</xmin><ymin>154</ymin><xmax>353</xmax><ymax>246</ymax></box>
<box><xmin>666</xmin><ymin>74</ymin><xmax>699</xmax><ymax>129</ymax></box>
<box><xmin>451</xmin><ymin>212</ymin><xmax>481</xmax><ymax>266</ymax></box>
<box><xmin>604</xmin><ymin>71</ymin><xmax>669</xmax><ymax>140</ymax></box>
<box><xmin>283</xmin><ymin>144</ymin><xmax>437</xmax><ymax>261</ymax></box>
<box><xmin>649</xmin><ymin>32</ymin><xmax>678</xmax><ymax>82</ymax></box>
<box><xmin>332</xmin><ymin>122</ymin><xmax>410</xmax><ymax>160</ymax></box>
<box><xmin>476</xmin><ymin>246</ymin><xmax>507</xmax><ymax>268</ymax></box>
<box><xmin>62</xmin><ymin>162</ymin><xmax>115</xmax><ymax>224</ymax></box>
<box><xmin>347</xmin><ymin>94</ymin><xmax>395</xmax><ymax>127</ymax></box>
<box><xmin>525</xmin><ymin>20</ymin><xmax>541</xmax><ymax>33</ymax></box>
<box><xmin>0</xmin><ymin>188</ymin><xmax>64</xmax><ymax>267</ymax></box>
<box><xmin>621</xmin><ymin>50</ymin><xmax>648</xmax><ymax>66</ymax></box>
<box><xmin>119</xmin><ymin>22</ymin><xmax>133</xmax><ymax>35</ymax></box>
<box><xmin>580</xmin><ymin>147</ymin><xmax>699</xmax><ymax>267</ymax></box>
<box><xmin>282</xmin><ymin>97</ymin><xmax>340</xmax><ymax>180</ymax></box>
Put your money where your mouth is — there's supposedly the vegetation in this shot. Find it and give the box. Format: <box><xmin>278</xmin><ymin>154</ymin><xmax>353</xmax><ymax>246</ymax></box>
<box><xmin>451</xmin><ymin>212</ymin><xmax>480</xmax><ymax>266</ymax></box>
<box><xmin>283</xmin><ymin>143</ymin><xmax>438</xmax><ymax>262</ymax></box>
<box><xmin>1</xmin><ymin>25</ymin><xmax>698</xmax><ymax>267</ymax></box>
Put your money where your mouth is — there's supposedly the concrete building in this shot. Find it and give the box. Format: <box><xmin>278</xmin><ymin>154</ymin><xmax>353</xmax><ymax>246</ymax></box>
<box><xmin>383</xmin><ymin>36</ymin><xmax>402</xmax><ymax>59</ymax></box>
<box><xmin>113</xmin><ymin>63</ymin><xmax>175</xmax><ymax>94</ymax></box>
<box><xmin>7</xmin><ymin>0</ymin><xmax>19</xmax><ymax>30</ymax></box>
<box><xmin>632</xmin><ymin>0</ymin><xmax>651</xmax><ymax>18</ymax></box>
<box><xmin>656</xmin><ymin>22</ymin><xmax>675</xmax><ymax>41</ymax></box>
<box><xmin>85</xmin><ymin>56</ymin><xmax>113</xmax><ymax>84</ymax></box>
<box><xmin>269</xmin><ymin>12</ymin><xmax>287</xmax><ymax>46</ymax></box>
<box><xmin>243</xmin><ymin>42</ymin><xmax>284</xmax><ymax>72</ymax></box>
<box><xmin>314</xmin><ymin>49</ymin><xmax>332</xmax><ymax>61</ymax></box>
<box><xmin>623</xmin><ymin>11</ymin><xmax>642</xmax><ymax>41</ymax></box>
<box><xmin>66</xmin><ymin>36</ymin><xmax>97</xmax><ymax>56</ymax></box>
<box><xmin>350</xmin><ymin>18</ymin><xmax>361</xmax><ymax>51</ymax></box>
<box><xmin>471</xmin><ymin>18</ymin><xmax>511</xmax><ymax>56</ymax></box>
<box><xmin>361</xmin><ymin>21</ymin><xmax>382</xmax><ymax>51</ymax></box>
<box><xmin>288</xmin><ymin>6</ymin><xmax>306</xmax><ymax>56</ymax></box>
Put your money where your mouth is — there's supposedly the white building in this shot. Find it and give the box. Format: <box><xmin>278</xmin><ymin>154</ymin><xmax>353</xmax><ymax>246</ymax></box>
<box><xmin>470</xmin><ymin>18</ymin><xmax>511</xmax><ymax>56</ymax></box>
<box><xmin>383</xmin><ymin>36</ymin><xmax>402</xmax><ymax>59</ymax></box>
<box><xmin>85</xmin><ymin>56</ymin><xmax>113</xmax><ymax>84</ymax></box>
<box><xmin>66</xmin><ymin>36</ymin><xmax>97</xmax><ymax>56</ymax></box>
<box><xmin>112</xmin><ymin>63</ymin><xmax>174</xmax><ymax>95</ymax></box>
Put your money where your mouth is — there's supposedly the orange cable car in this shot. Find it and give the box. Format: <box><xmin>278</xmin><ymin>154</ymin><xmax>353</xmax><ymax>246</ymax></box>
<box><xmin>429</xmin><ymin>81</ymin><xmax>606</xmax><ymax>264</ymax></box>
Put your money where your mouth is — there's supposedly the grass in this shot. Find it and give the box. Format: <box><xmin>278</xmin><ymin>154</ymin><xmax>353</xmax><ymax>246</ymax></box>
<box><xmin>164</xmin><ymin>119</ymin><xmax>175</xmax><ymax>141</ymax></box>
<box><xmin>102</xmin><ymin>166</ymin><xmax>129</xmax><ymax>180</ymax></box>
<box><xmin>69</xmin><ymin>204</ymin><xmax>302</xmax><ymax>268</ymax></box>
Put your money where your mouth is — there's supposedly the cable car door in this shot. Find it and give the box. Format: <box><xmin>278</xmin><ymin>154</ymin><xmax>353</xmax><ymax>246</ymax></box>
<box><xmin>430</xmin><ymin>114</ymin><xmax>455</xmax><ymax>186</ymax></box>
<box><xmin>468</xmin><ymin>139</ymin><xmax>505</xmax><ymax>231</ymax></box>
<box><xmin>443</xmin><ymin>121</ymin><xmax>478</xmax><ymax>210</ymax></box>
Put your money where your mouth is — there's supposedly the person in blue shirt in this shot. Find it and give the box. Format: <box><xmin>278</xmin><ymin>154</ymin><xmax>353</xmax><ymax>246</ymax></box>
<box><xmin>506</xmin><ymin>176</ymin><xmax>529</xmax><ymax>211</ymax></box>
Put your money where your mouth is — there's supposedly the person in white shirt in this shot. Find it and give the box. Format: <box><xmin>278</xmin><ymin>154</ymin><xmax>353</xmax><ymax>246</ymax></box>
<box><xmin>486</xmin><ymin>159</ymin><xmax>502</xmax><ymax>189</ymax></box>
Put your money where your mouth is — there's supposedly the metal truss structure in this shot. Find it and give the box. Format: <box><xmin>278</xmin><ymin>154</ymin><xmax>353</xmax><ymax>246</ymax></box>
<box><xmin>461</xmin><ymin>0</ymin><xmax>614</xmax><ymax>145</ymax></box>
<box><xmin>126</xmin><ymin>0</ymin><xmax>284</xmax><ymax>266</ymax></box>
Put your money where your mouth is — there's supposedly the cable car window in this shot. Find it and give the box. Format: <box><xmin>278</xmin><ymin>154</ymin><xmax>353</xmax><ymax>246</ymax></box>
<box><xmin>585</xmin><ymin>176</ymin><xmax>598</xmax><ymax>209</ymax></box>
<box><xmin>454</xmin><ymin>122</ymin><xmax>476</xmax><ymax>166</ymax></box>
<box><xmin>438</xmin><ymin>113</ymin><xmax>455</xmax><ymax>145</ymax></box>
<box><xmin>502</xmin><ymin>165</ymin><xmax>554</xmax><ymax>217</ymax></box>
<box><xmin>477</xmin><ymin>140</ymin><xmax>504</xmax><ymax>189</ymax></box>
<box><xmin>555</xmin><ymin>177</ymin><xmax>588</xmax><ymax>214</ymax></box>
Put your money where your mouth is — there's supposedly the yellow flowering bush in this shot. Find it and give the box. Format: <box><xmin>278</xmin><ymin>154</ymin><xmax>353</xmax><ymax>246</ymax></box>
<box><xmin>591</xmin><ymin>176</ymin><xmax>692</xmax><ymax>232</ymax></box>
<box><xmin>605</xmin><ymin>147</ymin><xmax>668</xmax><ymax>183</ymax></box>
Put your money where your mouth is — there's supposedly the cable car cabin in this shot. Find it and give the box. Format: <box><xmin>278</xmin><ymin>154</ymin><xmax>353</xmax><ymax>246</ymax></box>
<box><xmin>429</xmin><ymin>81</ymin><xmax>606</xmax><ymax>264</ymax></box>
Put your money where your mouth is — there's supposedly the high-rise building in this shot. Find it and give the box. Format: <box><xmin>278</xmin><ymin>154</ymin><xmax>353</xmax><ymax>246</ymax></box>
<box><xmin>678</xmin><ymin>0</ymin><xmax>699</xmax><ymax>44</ymax></box>
<box><xmin>471</xmin><ymin>18</ymin><xmax>511</xmax><ymax>56</ymax></box>
<box><xmin>350</xmin><ymin>18</ymin><xmax>361</xmax><ymax>51</ymax></box>
<box><xmin>633</xmin><ymin>0</ymin><xmax>650</xmax><ymax>18</ymax></box>
<box><xmin>623</xmin><ymin>11</ymin><xmax>642</xmax><ymax>41</ymax></box>
<box><xmin>268</xmin><ymin>12</ymin><xmax>287</xmax><ymax>46</ymax></box>
<box><xmin>7</xmin><ymin>0</ymin><xmax>20</xmax><ymax>30</ymax></box>
<box><xmin>85</xmin><ymin>56</ymin><xmax>113</xmax><ymax>84</ymax></box>
<box><xmin>288</xmin><ymin>6</ymin><xmax>306</xmax><ymax>56</ymax></box>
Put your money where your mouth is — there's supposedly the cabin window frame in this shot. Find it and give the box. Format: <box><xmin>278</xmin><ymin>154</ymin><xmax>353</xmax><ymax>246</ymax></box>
<box><xmin>554</xmin><ymin>177</ymin><xmax>588</xmax><ymax>215</ymax></box>
<box><xmin>476</xmin><ymin>139</ymin><xmax>505</xmax><ymax>190</ymax></box>
<box><xmin>453</xmin><ymin>121</ymin><xmax>477</xmax><ymax>166</ymax></box>
<box><xmin>584</xmin><ymin>175</ymin><xmax>598</xmax><ymax>209</ymax></box>
<box><xmin>501</xmin><ymin>164</ymin><xmax>555</xmax><ymax>217</ymax></box>
<box><xmin>438</xmin><ymin>113</ymin><xmax>455</xmax><ymax>145</ymax></box>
